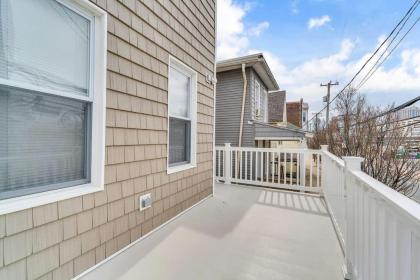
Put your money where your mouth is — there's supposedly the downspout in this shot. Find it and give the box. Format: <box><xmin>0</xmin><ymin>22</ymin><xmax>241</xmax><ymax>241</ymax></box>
<box><xmin>238</xmin><ymin>63</ymin><xmax>247</xmax><ymax>147</ymax></box>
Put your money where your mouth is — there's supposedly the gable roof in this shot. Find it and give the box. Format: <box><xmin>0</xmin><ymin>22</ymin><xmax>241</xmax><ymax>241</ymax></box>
<box><xmin>216</xmin><ymin>53</ymin><xmax>279</xmax><ymax>91</ymax></box>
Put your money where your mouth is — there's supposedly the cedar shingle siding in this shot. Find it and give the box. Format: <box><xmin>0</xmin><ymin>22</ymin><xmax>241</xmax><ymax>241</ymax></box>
<box><xmin>0</xmin><ymin>0</ymin><xmax>215</xmax><ymax>279</ymax></box>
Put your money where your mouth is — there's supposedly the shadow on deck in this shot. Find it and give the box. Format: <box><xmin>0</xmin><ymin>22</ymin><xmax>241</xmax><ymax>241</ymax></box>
<box><xmin>78</xmin><ymin>183</ymin><xmax>344</xmax><ymax>280</ymax></box>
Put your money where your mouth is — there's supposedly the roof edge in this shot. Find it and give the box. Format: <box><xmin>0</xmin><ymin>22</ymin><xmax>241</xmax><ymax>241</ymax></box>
<box><xmin>216</xmin><ymin>54</ymin><xmax>279</xmax><ymax>91</ymax></box>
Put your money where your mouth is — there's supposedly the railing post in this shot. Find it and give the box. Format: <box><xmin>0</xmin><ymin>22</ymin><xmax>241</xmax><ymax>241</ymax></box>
<box><xmin>299</xmin><ymin>141</ymin><xmax>307</xmax><ymax>188</ymax></box>
<box><xmin>224</xmin><ymin>143</ymin><xmax>231</xmax><ymax>184</ymax></box>
<box><xmin>342</xmin><ymin>156</ymin><xmax>364</xmax><ymax>280</ymax></box>
<box><xmin>320</xmin><ymin>145</ymin><xmax>328</xmax><ymax>194</ymax></box>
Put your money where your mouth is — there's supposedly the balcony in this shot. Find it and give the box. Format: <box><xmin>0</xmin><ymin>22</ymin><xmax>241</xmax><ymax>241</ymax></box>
<box><xmin>77</xmin><ymin>145</ymin><xmax>420</xmax><ymax>280</ymax></box>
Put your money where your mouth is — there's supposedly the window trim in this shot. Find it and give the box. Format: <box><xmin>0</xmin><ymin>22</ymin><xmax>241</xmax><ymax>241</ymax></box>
<box><xmin>167</xmin><ymin>56</ymin><xmax>197</xmax><ymax>174</ymax></box>
<box><xmin>0</xmin><ymin>0</ymin><xmax>107</xmax><ymax>215</ymax></box>
<box><xmin>255</xmin><ymin>80</ymin><xmax>261</xmax><ymax>117</ymax></box>
<box><xmin>263</xmin><ymin>88</ymin><xmax>268</xmax><ymax>122</ymax></box>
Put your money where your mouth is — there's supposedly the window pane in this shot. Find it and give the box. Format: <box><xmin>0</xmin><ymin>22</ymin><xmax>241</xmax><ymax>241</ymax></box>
<box><xmin>169</xmin><ymin>118</ymin><xmax>190</xmax><ymax>165</ymax></box>
<box><xmin>169</xmin><ymin>66</ymin><xmax>190</xmax><ymax>118</ymax></box>
<box><xmin>0</xmin><ymin>85</ymin><xmax>90</xmax><ymax>199</ymax></box>
<box><xmin>0</xmin><ymin>0</ymin><xmax>90</xmax><ymax>96</ymax></box>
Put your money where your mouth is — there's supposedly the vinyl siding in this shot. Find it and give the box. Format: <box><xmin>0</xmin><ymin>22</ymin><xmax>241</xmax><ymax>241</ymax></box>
<box><xmin>215</xmin><ymin>67</ymin><xmax>271</xmax><ymax>148</ymax></box>
<box><xmin>0</xmin><ymin>0</ymin><xmax>216</xmax><ymax>279</ymax></box>
<box><xmin>215</xmin><ymin>68</ymin><xmax>255</xmax><ymax>147</ymax></box>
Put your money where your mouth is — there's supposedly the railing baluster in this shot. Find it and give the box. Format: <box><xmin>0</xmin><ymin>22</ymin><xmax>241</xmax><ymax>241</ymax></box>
<box><xmin>239</xmin><ymin>151</ymin><xmax>243</xmax><ymax>180</ymax></box>
<box><xmin>309</xmin><ymin>154</ymin><xmax>313</xmax><ymax>188</ymax></box>
<box><xmin>287</xmin><ymin>153</ymin><xmax>290</xmax><ymax>185</ymax></box>
<box><xmin>218</xmin><ymin>150</ymin><xmax>221</xmax><ymax>178</ymax></box>
<box><xmin>271</xmin><ymin>152</ymin><xmax>274</xmax><ymax>184</ymax></box>
<box><xmin>296</xmin><ymin>153</ymin><xmax>299</xmax><ymax>185</ymax></box>
<box><xmin>260</xmin><ymin>151</ymin><xmax>263</xmax><ymax>183</ymax></box>
<box><xmin>283</xmin><ymin>152</ymin><xmax>287</xmax><ymax>185</ymax></box>
<box><xmin>277</xmin><ymin>151</ymin><xmax>281</xmax><ymax>185</ymax></box>
<box><xmin>245</xmin><ymin>151</ymin><xmax>248</xmax><ymax>181</ymax></box>
<box><xmin>250</xmin><ymin>151</ymin><xmax>253</xmax><ymax>181</ymax></box>
<box><xmin>317</xmin><ymin>153</ymin><xmax>320</xmax><ymax>187</ymax></box>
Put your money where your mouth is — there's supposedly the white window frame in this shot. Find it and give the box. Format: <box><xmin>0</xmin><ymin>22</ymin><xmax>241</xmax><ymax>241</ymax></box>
<box><xmin>0</xmin><ymin>0</ymin><xmax>107</xmax><ymax>215</ymax></box>
<box><xmin>167</xmin><ymin>56</ymin><xmax>197</xmax><ymax>174</ymax></box>
<box><xmin>255</xmin><ymin>81</ymin><xmax>261</xmax><ymax>117</ymax></box>
<box><xmin>262</xmin><ymin>88</ymin><xmax>268</xmax><ymax>122</ymax></box>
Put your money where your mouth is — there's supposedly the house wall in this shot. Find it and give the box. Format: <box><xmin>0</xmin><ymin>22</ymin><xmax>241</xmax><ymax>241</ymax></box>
<box><xmin>286</xmin><ymin>102</ymin><xmax>302</xmax><ymax>128</ymax></box>
<box><xmin>0</xmin><ymin>0</ymin><xmax>215</xmax><ymax>279</ymax></box>
<box><xmin>215</xmin><ymin>68</ymin><xmax>255</xmax><ymax>147</ymax></box>
<box><xmin>268</xmin><ymin>90</ymin><xmax>286</xmax><ymax>123</ymax></box>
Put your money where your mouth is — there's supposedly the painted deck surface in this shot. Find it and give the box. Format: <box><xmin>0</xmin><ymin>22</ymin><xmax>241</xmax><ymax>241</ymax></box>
<box><xmin>78</xmin><ymin>183</ymin><xmax>343</xmax><ymax>280</ymax></box>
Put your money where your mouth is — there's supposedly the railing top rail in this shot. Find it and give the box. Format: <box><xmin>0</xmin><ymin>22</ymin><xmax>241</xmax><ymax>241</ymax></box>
<box><xmin>351</xmin><ymin>170</ymin><xmax>420</xmax><ymax>227</ymax></box>
<box><xmin>214</xmin><ymin>145</ymin><xmax>322</xmax><ymax>154</ymax></box>
<box><xmin>322</xmin><ymin>150</ymin><xmax>345</xmax><ymax>167</ymax></box>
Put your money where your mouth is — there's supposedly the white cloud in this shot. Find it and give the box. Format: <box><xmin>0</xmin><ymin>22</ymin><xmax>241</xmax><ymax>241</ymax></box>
<box><xmin>249</xmin><ymin>21</ymin><xmax>270</xmax><ymax>36</ymax></box>
<box><xmin>247</xmin><ymin>40</ymin><xmax>420</xmax><ymax>113</ymax></box>
<box><xmin>216</xmin><ymin>0</ymin><xmax>269</xmax><ymax>60</ymax></box>
<box><xmin>308</xmin><ymin>15</ymin><xmax>331</xmax><ymax>30</ymax></box>
<box><xmin>216</xmin><ymin>1</ymin><xmax>420</xmax><ymax>114</ymax></box>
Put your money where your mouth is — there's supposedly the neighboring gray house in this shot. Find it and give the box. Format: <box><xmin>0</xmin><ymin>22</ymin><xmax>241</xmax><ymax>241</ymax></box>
<box><xmin>215</xmin><ymin>54</ymin><xmax>305</xmax><ymax>148</ymax></box>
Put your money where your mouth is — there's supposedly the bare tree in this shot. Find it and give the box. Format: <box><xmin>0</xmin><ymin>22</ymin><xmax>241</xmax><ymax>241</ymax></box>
<box><xmin>310</xmin><ymin>87</ymin><xmax>420</xmax><ymax>197</ymax></box>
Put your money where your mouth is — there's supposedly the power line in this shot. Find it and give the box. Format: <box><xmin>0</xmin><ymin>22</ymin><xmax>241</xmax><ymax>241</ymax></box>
<box><xmin>306</xmin><ymin>0</ymin><xmax>420</xmax><ymax>128</ymax></box>
<box><xmin>355</xmin><ymin>1</ymin><xmax>419</xmax><ymax>90</ymax></box>
<box><xmin>349</xmin><ymin>96</ymin><xmax>420</xmax><ymax>127</ymax></box>
<box><xmin>356</xmin><ymin>16</ymin><xmax>420</xmax><ymax>90</ymax></box>
<box><xmin>330</xmin><ymin>97</ymin><xmax>420</xmax><ymax>129</ymax></box>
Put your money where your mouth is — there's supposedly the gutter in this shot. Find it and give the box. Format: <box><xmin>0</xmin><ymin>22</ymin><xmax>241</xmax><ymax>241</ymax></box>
<box><xmin>238</xmin><ymin>63</ymin><xmax>247</xmax><ymax>147</ymax></box>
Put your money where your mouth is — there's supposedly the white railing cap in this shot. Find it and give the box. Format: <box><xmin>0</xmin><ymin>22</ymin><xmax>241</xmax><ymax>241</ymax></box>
<box><xmin>343</xmin><ymin>157</ymin><xmax>364</xmax><ymax>171</ymax></box>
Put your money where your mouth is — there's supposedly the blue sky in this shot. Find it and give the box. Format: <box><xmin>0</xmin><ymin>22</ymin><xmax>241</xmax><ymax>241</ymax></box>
<box><xmin>217</xmin><ymin>0</ymin><xmax>420</xmax><ymax>115</ymax></box>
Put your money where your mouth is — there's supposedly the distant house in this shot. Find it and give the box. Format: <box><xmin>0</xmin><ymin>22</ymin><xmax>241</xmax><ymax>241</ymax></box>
<box><xmin>215</xmin><ymin>54</ymin><xmax>306</xmax><ymax>148</ymax></box>
<box><xmin>268</xmin><ymin>90</ymin><xmax>287</xmax><ymax>123</ymax></box>
<box><xmin>286</xmin><ymin>99</ymin><xmax>309</xmax><ymax>129</ymax></box>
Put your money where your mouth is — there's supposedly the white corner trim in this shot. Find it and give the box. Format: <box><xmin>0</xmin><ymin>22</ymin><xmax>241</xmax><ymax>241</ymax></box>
<box><xmin>73</xmin><ymin>194</ymin><xmax>213</xmax><ymax>280</ymax></box>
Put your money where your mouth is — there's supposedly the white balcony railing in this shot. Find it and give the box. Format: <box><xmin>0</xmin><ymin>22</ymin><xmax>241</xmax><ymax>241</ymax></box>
<box><xmin>215</xmin><ymin>143</ymin><xmax>420</xmax><ymax>280</ymax></box>
<box><xmin>215</xmin><ymin>143</ymin><xmax>322</xmax><ymax>193</ymax></box>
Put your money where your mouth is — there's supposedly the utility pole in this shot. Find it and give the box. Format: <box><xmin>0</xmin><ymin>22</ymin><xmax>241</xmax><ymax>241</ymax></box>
<box><xmin>321</xmin><ymin>81</ymin><xmax>339</xmax><ymax>126</ymax></box>
<box><xmin>312</xmin><ymin>112</ymin><xmax>320</xmax><ymax>132</ymax></box>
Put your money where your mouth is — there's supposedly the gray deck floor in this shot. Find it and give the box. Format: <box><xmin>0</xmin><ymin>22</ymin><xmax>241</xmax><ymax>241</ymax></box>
<box><xmin>78</xmin><ymin>183</ymin><xmax>344</xmax><ymax>280</ymax></box>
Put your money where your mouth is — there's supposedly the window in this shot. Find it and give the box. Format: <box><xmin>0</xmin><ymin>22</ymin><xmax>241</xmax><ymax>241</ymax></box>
<box><xmin>0</xmin><ymin>0</ymin><xmax>106</xmax><ymax>213</ymax></box>
<box><xmin>255</xmin><ymin>81</ymin><xmax>261</xmax><ymax>117</ymax></box>
<box><xmin>262</xmin><ymin>88</ymin><xmax>268</xmax><ymax>122</ymax></box>
<box><xmin>167</xmin><ymin>57</ymin><xmax>197</xmax><ymax>173</ymax></box>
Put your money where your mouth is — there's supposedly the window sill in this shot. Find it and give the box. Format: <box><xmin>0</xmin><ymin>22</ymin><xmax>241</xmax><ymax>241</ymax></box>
<box><xmin>0</xmin><ymin>183</ymin><xmax>104</xmax><ymax>215</ymax></box>
<box><xmin>167</xmin><ymin>163</ymin><xmax>196</xmax><ymax>174</ymax></box>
